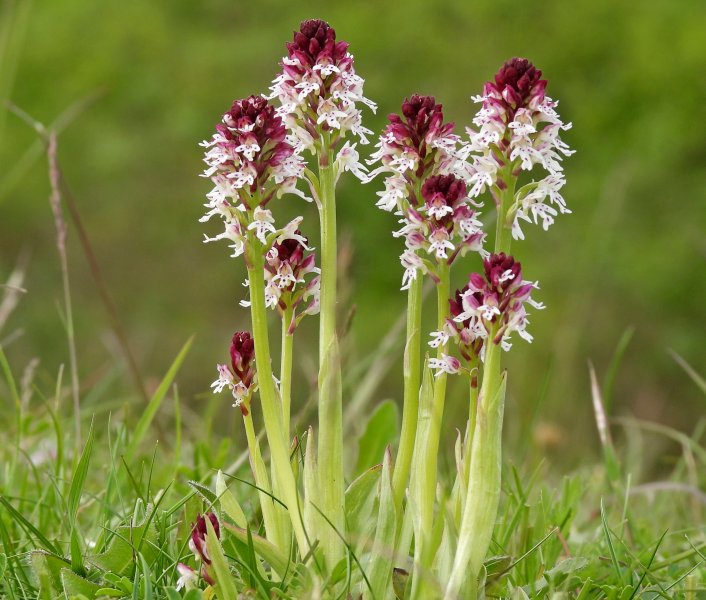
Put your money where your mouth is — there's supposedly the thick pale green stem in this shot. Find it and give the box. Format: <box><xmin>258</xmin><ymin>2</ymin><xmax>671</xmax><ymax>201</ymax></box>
<box><xmin>423</xmin><ymin>264</ymin><xmax>451</xmax><ymax>524</ymax></box>
<box><xmin>446</xmin><ymin>173</ymin><xmax>516</xmax><ymax>597</ymax></box>
<box><xmin>410</xmin><ymin>264</ymin><xmax>450</xmax><ymax>599</ymax></box>
<box><xmin>445</xmin><ymin>342</ymin><xmax>505</xmax><ymax>599</ymax></box>
<box><xmin>246</xmin><ymin>243</ymin><xmax>309</xmax><ymax>555</ymax></box>
<box><xmin>392</xmin><ymin>273</ymin><xmax>423</xmax><ymax>511</ymax></box>
<box><xmin>461</xmin><ymin>373</ymin><xmax>479</xmax><ymax>489</ymax></box>
<box><xmin>242</xmin><ymin>408</ymin><xmax>283</xmax><ymax>549</ymax></box>
<box><xmin>316</xmin><ymin>156</ymin><xmax>345</xmax><ymax>567</ymax></box>
<box><xmin>280</xmin><ymin>305</ymin><xmax>294</xmax><ymax>443</ymax></box>
<box><xmin>494</xmin><ymin>170</ymin><xmax>515</xmax><ymax>254</ymax></box>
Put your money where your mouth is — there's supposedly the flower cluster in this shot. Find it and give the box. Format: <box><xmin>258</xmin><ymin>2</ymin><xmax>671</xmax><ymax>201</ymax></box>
<box><xmin>368</xmin><ymin>96</ymin><xmax>485</xmax><ymax>289</ymax></box>
<box><xmin>176</xmin><ymin>512</ymin><xmax>221</xmax><ymax>589</ymax></box>
<box><xmin>211</xmin><ymin>331</ymin><xmax>256</xmax><ymax>411</ymax></box>
<box><xmin>200</xmin><ymin>95</ymin><xmax>310</xmax><ymax>255</ymax></box>
<box><xmin>368</xmin><ymin>94</ymin><xmax>465</xmax><ymax>211</ymax></box>
<box><xmin>464</xmin><ymin>58</ymin><xmax>574</xmax><ymax>239</ymax></box>
<box><xmin>429</xmin><ymin>253</ymin><xmax>543</xmax><ymax>375</ymax></box>
<box><xmin>395</xmin><ymin>174</ymin><xmax>485</xmax><ymax>288</ymax></box>
<box><xmin>269</xmin><ymin>19</ymin><xmax>376</xmax><ymax>169</ymax></box>
<box><xmin>263</xmin><ymin>233</ymin><xmax>321</xmax><ymax>330</ymax></box>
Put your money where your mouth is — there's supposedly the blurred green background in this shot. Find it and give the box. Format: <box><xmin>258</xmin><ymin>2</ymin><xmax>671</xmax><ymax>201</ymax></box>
<box><xmin>2</xmin><ymin>0</ymin><xmax>705</xmax><ymax>467</ymax></box>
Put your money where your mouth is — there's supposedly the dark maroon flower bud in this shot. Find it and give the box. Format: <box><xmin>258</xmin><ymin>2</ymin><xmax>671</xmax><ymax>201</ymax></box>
<box><xmin>391</xmin><ymin>95</ymin><xmax>446</xmax><ymax>149</ymax></box>
<box><xmin>287</xmin><ymin>19</ymin><xmax>348</xmax><ymax>66</ymax></box>
<box><xmin>203</xmin><ymin>95</ymin><xmax>298</xmax><ymax>199</ymax></box>
<box><xmin>422</xmin><ymin>174</ymin><xmax>467</xmax><ymax>207</ymax></box>
<box><xmin>448</xmin><ymin>286</ymin><xmax>485</xmax><ymax>363</ymax></box>
<box><xmin>492</xmin><ymin>58</ymin><xmax>547</xmax><ymax>110</ymax></box>
<box><xmin>421</xmin><ymin>174</ymin><xmax>469</xmax><ymax>230</ymax></box>
<box><xmin>264</xmin><ymin>232</ymin><xmax>320</xmax><ymax>320</ymax></box>
<box><xmin>482</xmin><ymin>252</ymin><xmax>522</xmax><ymax>293</ymax></box>
<box><xmin>230</xmin><ymin>331</ymin><xmax>255</xmax><ymax>387</ymax></box>
<box><xmin>383</xmin><ymin>95</ymin><xmax>456</xmax><ymax>180</ymax></box>
<box><xmin>189</xmin><ymin>512</ymin><xmax>220</xmax><ymax>564</ymax></box>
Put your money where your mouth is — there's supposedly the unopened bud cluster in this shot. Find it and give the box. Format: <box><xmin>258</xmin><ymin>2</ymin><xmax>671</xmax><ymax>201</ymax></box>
<box><xmin>211</xmin><ymin>331</ymin><xmax>256</xmax><ymax>411</ymax></box>
<box><xmin>177</xmin><ymin>512</ymin><xmax>221</xmax><ymax>590</ymax></box>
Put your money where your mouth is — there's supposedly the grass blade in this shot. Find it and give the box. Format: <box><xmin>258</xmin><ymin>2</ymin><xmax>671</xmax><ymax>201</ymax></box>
<box><xmin>124</xmin><ymin>336</ymin><xmax>192</xmax><ymax>463</ymax></box>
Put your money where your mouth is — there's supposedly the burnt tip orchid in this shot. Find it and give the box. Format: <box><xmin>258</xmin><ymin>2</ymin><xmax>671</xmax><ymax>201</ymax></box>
<box><xmin>271</xmin><ymin>18</ymin><xmax>376</xmax><ymax>154</ymax></box>
<box><xmin>211</xmin><ymin>331</ymin><xmax>256</xmax><ymax>412</ymax></box>
<box><xmin>189</xmin><ymin>512</ymin><xmax>220</xmax><ymax>565</ymax></box>
<box><xmin>429</xmin><ymin>252</ymin><xmax>544</xmax><ymax>375</ymax></box>
<box><xmin>391</xmin><ymin>94</ymin><xmax>448</xmax><ymax>150</ymax></box>
<box><xmin>368</xmin><ymin>92</ymin><xmax>468</xmax><ymax>220</ymax></box>
<box><xmin>395</xmin><ymin>172</ymin><xmax>484</xmax><ymax>273</ymax></box>
<box><xmin>464</xmin><ymin>57</ymin><xmax>573</xmax><ymax>237</ymax></box>
<box><xmin>201</xmin><ymin>94</ymin><xmax>304</xmax><ymax>225</ymax></box>
<box><xmin>264</xmin><ymin>232</ymin><xmax>321</xmax><ymax>328</ymax></box>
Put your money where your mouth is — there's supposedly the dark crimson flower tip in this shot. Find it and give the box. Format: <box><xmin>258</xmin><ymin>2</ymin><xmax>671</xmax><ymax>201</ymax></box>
<box><xmin>273</xmin><ymin>234</ymin><xmax>306</xmax><ymax>264</ymax></box>
<box><xmin>287</xmin><ymin>19</ymin><xmax>348</xmax><ymax>65</ymax></box>
<box><xmin>230</xmin><ymin>331</ymin><xmax>255</xmax><ymax>384</ymax></box>
<box><xmin>189</xmin><ymin>512</ymin><xmax>220</xmax><ymax>564</ymax></box>
<box><xmin>421</xmin><ymin>174</ymin><xmax>467</xmax><ymax>204</ymax></box>
<box><xmin>493</xmin><ymin>58</ymin><xmax>545</xmax><ymax>105</ymax></box>
<box><xmin>221</xmin><ymin>96</ymin><xmax>287</xmax><ymax>146</ymax></box>
<box><xmin>401</xmin><ymin>94</ymin><xmax>440</xmax><ymax>121</ymax></box>
<box><xmin>483</xmin><ymin>252</ymin><xmax>522</xmax><ymax>291</ymax></box>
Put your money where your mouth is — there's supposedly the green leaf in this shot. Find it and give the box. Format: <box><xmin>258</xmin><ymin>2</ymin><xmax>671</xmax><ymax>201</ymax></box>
<box><xmin>124</xmin><ymin>336</ymin><xmax>193</xmax><ymax>463</ymax></box>
<box><xmin>0</xmin><ymin>496</ymin><xmax>60</xmax><ymax>554</ymax></box>
<box><xmin>61</xmin><ymin>568</ymin><xmax>101</xmax><ymax>597</ymax></box>
<box><xmin>344</xmin><ymin>463</ymin><xmax>382</xmax><ymax>547</ymax></box>
<box><xmin>355</xmin><ymin>400</ymin><xmax>399</xmax><ymax>476</ymax></box>
<box><xmin>204</xmin><ymin>516</ymin><xmax>238</xmax><ymax>600</ymax></box>
<box><xmin>31</xmin><ymin>551</ymin><xmax>65</xmax><ymax>598</ymax></box>
<box><xmin>215</xmin><ymin>470</ymin><xmax>247</xmax><ymax>528</ymax></box>
<box><xmin>303</xmin><ymin>425</ymin><xmax>319</xmax><ymax>543</ymax></box>
<box><xmin>140</xmin><ymin>554</ymin><xmax>153</xmax><ymax>600</ymax></box>
<box><xmin>68</xmin><ymin>420</ymin><xmax>94</xmax><ymax>525</ymax></box>
<box><xmin>183</xmin><ymin>589</ymin><xmax>204</xmax><ymax>600</ymax></box>
<box><xmin>367</xmin><ymin>447</ymin><xmax>397</xmax><ymax>600</ymax></box>
<box><xmin>222</xmin><ymin>522</ymin><xmax>289</xmax><ymax>579</ymax></box>
<box><xmin>0</xmin><ymin>552</ymin><xmax>6</xmax><ymax>579</ymax></box>
<box><xmin>91</xmin><ymin>507</ymin><xmax>159</xmax><ymax>575</ymax></box>
<box><xmin>95</xmin><ymin>588</ymin><xmax>124</xmax><ymax>597</ymax></box>
<box><xmin>165</xmin><ymin>588</ymin><xmax>182</xmax><ymax>600</ymax></box>
<box><xmin>532</xmin><ymin>557</ymin><xmax>589</xmax><ymax>592</ymax></box>
<box><xmin>188</xmin><ymin>480</ymin><xmax>218</xmax><ymax>506</ymax></box>
<box><xmin>69</xmin><ymin>526</ymin><xmax>85</xmax><ymax>576</ymax></box>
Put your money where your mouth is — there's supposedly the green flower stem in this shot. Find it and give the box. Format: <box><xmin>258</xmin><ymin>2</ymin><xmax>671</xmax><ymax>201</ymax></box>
<box><xmin>461</xmin><ymin>370</ymin><xmax>479</xmax><ymax>489</ymax></box>
<box><xmin>316</xmin><ymin>154</ymin><xmax>345</xmax><ymax>567</ymax></box>
<box><xmin>446</xmin><ymin>173</ymin><xmax>516</xmax><ymax>597</ymax></box>
<box><xmin>392</xmin><ymin>272</ymin><xmax>423</xmax><ymax>512</ymax></box>
<box><xmin>242</xmin><ymin>406</ymin><xmax>282</xmax><ymax>550</ymax></box>
<box><xmin>246</xmin><ymin>241</ymin><xmax>309</xmax><ymax>556</ymax></box>
<box><xmin>410</xmin><ymin>263</ymin><xmax>450</xmax><ymax>599</ymax></box>
<box><xmin>280</xmin><ymin>305</ymin><xmax>294</xmax><ymax>443</ymax></box>
<box><xmin>446</xmin><ymin>341</ymin><xmax>506</xmax><ymax>599</ymax></box>
<box><xmin>495</xmin><ymin>168</ymin><xmax>515</xmax><ymax>254</ymax></box>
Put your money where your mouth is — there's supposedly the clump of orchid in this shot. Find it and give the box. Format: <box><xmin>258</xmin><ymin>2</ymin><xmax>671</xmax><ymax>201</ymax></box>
<box><xmin>197</xmin><ymin>20</ymin><xmax>572</xmax><ymax>600</ymax></box>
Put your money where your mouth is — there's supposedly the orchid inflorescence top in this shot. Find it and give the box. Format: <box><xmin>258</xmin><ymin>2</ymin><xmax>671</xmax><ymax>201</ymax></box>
<box><xmin>200</xmin><ymin>20</ymin><xmax>573</xmax><ymax>390</ymax></box>
<box><xmin>465</xmin><ymin>58</ymin><xmax>574</xmax><ymax>239</ymax></box>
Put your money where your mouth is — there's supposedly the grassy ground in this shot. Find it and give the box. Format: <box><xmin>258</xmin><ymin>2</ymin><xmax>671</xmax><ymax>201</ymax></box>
<box><xmin>1</xmin><ymin>310</ymin><xmax>705</xmax><ymax>597</ymax></box>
